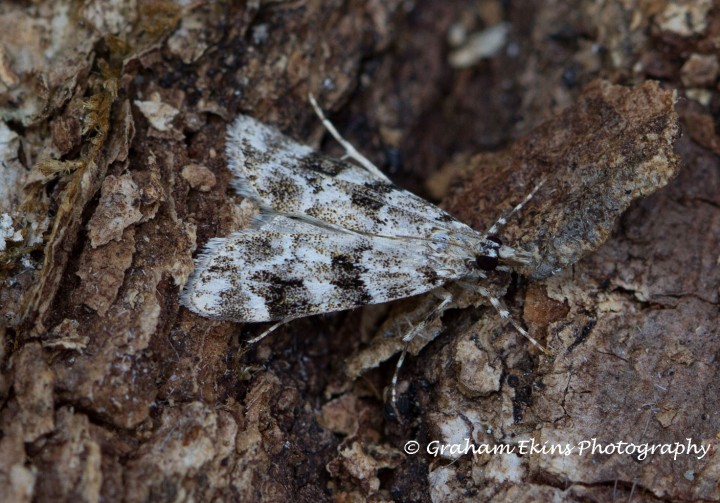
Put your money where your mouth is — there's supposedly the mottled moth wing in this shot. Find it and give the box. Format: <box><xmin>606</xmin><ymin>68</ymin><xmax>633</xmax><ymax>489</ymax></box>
<box><xmin>226</xmin><ymin>115</ymin><xmax>478</xmax><ymax>242</ymax></box>
<box><xmin>182</xmin><ymin>215</ymin><xmax>469</xmax><ymax>322</ymax></box>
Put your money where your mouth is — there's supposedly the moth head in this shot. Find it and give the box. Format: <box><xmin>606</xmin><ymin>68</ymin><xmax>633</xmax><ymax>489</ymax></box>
<box><xmin>475</xmin><ymin>236</ymin><xmax>501</xmax><ymax>271</ymax></box>
<box><xmin>475</xmin><ymin>236</ymin><xmax>531</xmax><ymax>270</ymax></box>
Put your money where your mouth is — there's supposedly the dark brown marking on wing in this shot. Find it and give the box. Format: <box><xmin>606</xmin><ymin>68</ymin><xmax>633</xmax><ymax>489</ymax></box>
<box><xmin>249</xmin><ymin>271</ymin><xmax>312</xmax><ymax>320</ymax></box>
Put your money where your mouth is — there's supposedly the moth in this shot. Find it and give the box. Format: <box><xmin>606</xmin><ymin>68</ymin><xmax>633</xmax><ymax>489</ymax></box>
<box><xmin>181</xmin><ymin>97</ymin><xmax>546</xmax><ymax>365</ymax></box>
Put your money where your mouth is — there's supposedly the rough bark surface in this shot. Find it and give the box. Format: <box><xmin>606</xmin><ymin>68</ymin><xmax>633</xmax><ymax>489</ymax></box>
<box><xmin>0</xmin><ymin>1</ymin><xmax>717</xmax><ymax>502</ymax></box>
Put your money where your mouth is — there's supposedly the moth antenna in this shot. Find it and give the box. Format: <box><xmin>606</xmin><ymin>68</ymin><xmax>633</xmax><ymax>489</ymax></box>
<box><xmin>308</xmin><ymin>93</ymin><xmax>391</xmax><ymax>183</ymax></box>
<box><xmin>485</xmin><ymin>179</ymin><xmax>545</xmax><ymax>237</ymax></box>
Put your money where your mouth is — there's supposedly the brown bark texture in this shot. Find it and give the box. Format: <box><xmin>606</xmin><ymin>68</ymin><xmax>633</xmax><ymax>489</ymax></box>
<box><xmin>0</xmin><ymin>0</ymin><xmax>718</xmax><ymax>502</ymax></box>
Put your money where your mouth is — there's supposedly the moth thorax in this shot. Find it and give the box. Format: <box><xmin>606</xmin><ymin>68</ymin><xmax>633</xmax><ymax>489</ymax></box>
<box><xmin>475</xmin><ymin>236</ymin><xmax>502</xmax><ymax>271</ymax></box>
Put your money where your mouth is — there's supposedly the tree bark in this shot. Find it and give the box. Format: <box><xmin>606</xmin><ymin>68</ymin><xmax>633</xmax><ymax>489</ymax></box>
<box><xmin>0</xmin><ymin>1</ymin><xmax>717</xmax><ymax>502</ymax></box>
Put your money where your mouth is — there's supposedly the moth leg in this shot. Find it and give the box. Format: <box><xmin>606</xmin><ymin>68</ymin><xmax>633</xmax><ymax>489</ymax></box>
<box><xmin>485</xmin><ymin>180</ymin><xmax>545</xmax><ymax>237</ymax></box>
<box><xmin>308</xmin><ymin>94</ymin><xmax>391</xmax><ymax>183</ymax></box>
<box><xmin>245</xmin><ymin>316</ymin><xmax>300</xmax><ymax>345</ymax></box>
<box><xmin>458</xmin><ymin>282</ymin><xmax>551</xmax><ymax>355</ymax></box>
<box><xmin>391</xmin><ymin>289</ymin><xmax>453</xmax><ymax>409</ymax></box>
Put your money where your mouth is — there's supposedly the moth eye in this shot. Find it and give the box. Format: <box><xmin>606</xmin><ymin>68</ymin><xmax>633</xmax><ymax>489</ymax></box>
<box><xmin>476</xmin><ymin>254</ymin><xmax>499</xmax><ymax>271</ymax></box>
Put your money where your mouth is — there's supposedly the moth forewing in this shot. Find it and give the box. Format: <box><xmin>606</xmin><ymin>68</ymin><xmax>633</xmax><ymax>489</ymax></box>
<box><xmin>182</xmin><ymin>214</ymin><xmax>471</xmax><ymax>322</ymax></box>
